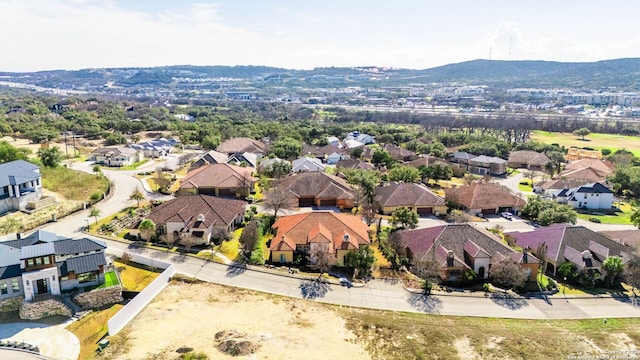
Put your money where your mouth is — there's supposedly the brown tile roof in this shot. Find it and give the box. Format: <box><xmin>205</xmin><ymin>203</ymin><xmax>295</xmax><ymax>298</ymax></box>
<box><xmin>600</xmin><ymin>230</ymin><xmax>640</xmax><ymax>248</ymax></box>
<box><xmin>507</xmin><ymin>150</ymin><xmax>551</xmax><ymax>167</ymax></box>
<box><xmin>383</xmin><ymin>144</ymin><xmax>417</xmax><ymax>161</ymax></box>
<box><xmin>397</xmin><ymin>223</ymin><xmax>535</xmax><ymax>266</ymax></box>
<box><xmin>405</xmin><ymin>156</ymin><xmax>449</xmax><ymax>168</ymax></box>
<box><xmin>564</xmin><ymin>159</ymin><xmax>615</xmax><ymax>175</ymax></box>
<box><xmin>557</xmin><ymin>167</ymin><xmax>608</xmax><ymax>182</ymax></box>
<box><xmin>146</xmin><ymin>195</ymin><xmax>246</xmax><ymax>228</ymax></box>
<box><xmin>216</xmin><ymin>137</ymin><xmax>268</xmax><ymax>154</ymax></box>
<box><xmin>270</xmin><ymin>212</ymin><xmax>370</xmax><ymax>251</ymax></box>
<box><xmin>276</xmin><ymin>172</ymin><xmax>355</xmax><ymax>200</ymax></box>
<box><xmin>336</xmin><ymin>159</ymin><xmax>375</xmax><ymax>170</ymax></box>
<box><xmin>180</xmin><ymin>163</ymin><xmax>256</xmax><ymax>189</ymax></box>
<box><xmin>375</xmin><ymin>182</ymin><xmax>445</xmax><ymax>208</ymax></box>
<box><xmin>536</xmin><ymin>178</ymin><xmax>592</xmax><ymax>191</ymax></box>
<box><xmin>444</xmin><ymin>182</ymin><xmax>527</xmax><ymax>210</ymax></box>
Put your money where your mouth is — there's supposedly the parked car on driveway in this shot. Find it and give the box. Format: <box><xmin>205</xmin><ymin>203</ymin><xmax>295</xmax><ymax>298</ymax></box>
<box><xmin>500</xmin><ymin>212</ymin><xmax>513</xmax><ymax>220</ymax></box>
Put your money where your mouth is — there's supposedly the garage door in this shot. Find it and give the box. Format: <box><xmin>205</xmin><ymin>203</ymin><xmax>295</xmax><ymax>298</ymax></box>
<box><xmin>218</xmin><ymin>188</ymin><xmax>235</xmax><ymax>197</ymax></box>
<box><xmin>319</xmin><ymin>199</ymin><xmax>337</xmax><ymax>207</ymax></box>
<box><xmin>482</xmin><ymin>208</ymin><xmax>497</xmax><ymax>215</ymax></box>
<box><xmin>199</xmin><ymin>188</ymin><xmax>216</xmax><ymax>196</ymax></box>
<box><xmin>299</xmin><ymin>197</ymin><xmax>315</xmax><ymax>207</ymax></box>
<box><xmin>416</xmin><ymin>207</ymin><xmax>432</xmax><ymax>216</ymax></box>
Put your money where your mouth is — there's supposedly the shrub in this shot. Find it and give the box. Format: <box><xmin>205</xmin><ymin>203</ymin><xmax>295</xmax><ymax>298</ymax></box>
<box><xmin>90</xmin><ymin>192</ymin><xmax>102</xmax><ymax>201</ymax></box>
<box><xmin>483</xmin><ymin>283</ymin><xmax>492</xmax><ymax>292</ymax></box>
<box><xmin>250</xmin><ymin>206</ymin><xmax>258</xmax><ymax>214</ymax></box>
<box><xmin>589</xmin><ymin>217</ymin><xmax>602</xmax><ymax>223</ymax></box>
<box><xmin>547</xmin><ymin>278</ymin><xmax>556</xmax><ymax>291</ymax></box>
<box><xmin>249</xmin><ymin>248</ymin><xmax>265</xmax><ymax>265</ymax></box>
<box><xmin>601</xmin><ymin>149</ymin><xmax>612</xmax><ymax>156</ymax></box>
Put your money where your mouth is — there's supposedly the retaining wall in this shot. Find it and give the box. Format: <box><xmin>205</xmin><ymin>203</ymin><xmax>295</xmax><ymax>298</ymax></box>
<box><xmin>106</xmin><ymin>249</ymin><xmax>175</xmax><ymax>335</ymax></box>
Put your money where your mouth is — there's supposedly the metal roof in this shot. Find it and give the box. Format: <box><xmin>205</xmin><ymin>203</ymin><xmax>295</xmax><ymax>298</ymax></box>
<box><xmin>63</xmin><ymin>253</ymin><xmax>107</xmax><ymax>275</ymax></box>
<box><xmin>19</xmin><ymin>243</ymin><xmax>55</xmax><ymax>259</ymax></box>
<box><xmin>0</xmin><ymin>160</ymin><xmax>40</xmax><ymax>188</ymax></box>
<box><xmin>0</xmin><ymin>264</ymin><xmax>22</xmax><ymax>279</ymax></box>
<box><xmin>53</xmin><ymin>238</ymin><xmax>106</xmax><ymax>255</ymax></box>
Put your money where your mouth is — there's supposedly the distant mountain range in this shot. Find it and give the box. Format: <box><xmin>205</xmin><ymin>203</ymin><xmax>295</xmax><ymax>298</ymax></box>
<box><xmin>1</xmin><ymin>58</ymin><xmax>639</xmax><ymax>91</ymax></box>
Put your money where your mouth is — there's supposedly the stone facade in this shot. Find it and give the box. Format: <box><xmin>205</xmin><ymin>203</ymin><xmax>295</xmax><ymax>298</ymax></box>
<box><xmin>19</xmin><ymin>298</ymin><xmax>72</xmax><ymax>320</ymax></box>
<box><xmin>0</xmin><ymin>297</ymin><xmax>23</xmax><ymax>312</ymax></box>
<box><xmin>74</xmin><ymin>286</ymin><xmax>123</xmax><ymax>310</ymax></box>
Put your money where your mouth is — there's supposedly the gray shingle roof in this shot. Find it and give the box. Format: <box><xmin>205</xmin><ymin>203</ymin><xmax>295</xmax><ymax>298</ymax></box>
<box><xmin>53</xmin><ymin>238</ymin><xmax>106</xmax><ymax>256</ymax></box>
<box><xmin>19</xmin><ymin>242</ymin><xmax>55</xmax><ymax>259</ymax></box>
<box><xmin>0</xmin><ymin>160</ymin><xmax>40</xmax><ymax>188</ymax></box>
<box><xmin>0</xmin><ymin>264</ymin><xmax>22</xmax><ymax>280</ymax></box>
<box><xmin>60</xmin><ymin>253</ymin><xmax>107</xmax><ymax>276</ymax></box>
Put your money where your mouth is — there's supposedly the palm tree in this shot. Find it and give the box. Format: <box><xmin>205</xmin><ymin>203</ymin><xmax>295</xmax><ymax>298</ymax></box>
<box><xmin>129</xmin><ymin>188</ymin><xmax>145</xmax><ymax>207</ymax></box>
<box><xmin>89</xmin><ymin>207</ymin><xmax>101</xmax><ymax>224</ymax></box>
<box><xmin>603</xmin><ymin>256</ymin><xmax>624</xmax><ymax>287</ymax></box>
<box><xmin>138</xmin><ymin>219</ymin><xmax>156</xmax><ymax>241</ymax></box>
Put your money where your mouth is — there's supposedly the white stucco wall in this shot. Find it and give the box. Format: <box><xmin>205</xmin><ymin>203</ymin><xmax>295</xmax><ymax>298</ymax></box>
<box><xmin>22</xmin><ymin>267</ymin><xmax>60</xmax><ymax>301</ymax></box>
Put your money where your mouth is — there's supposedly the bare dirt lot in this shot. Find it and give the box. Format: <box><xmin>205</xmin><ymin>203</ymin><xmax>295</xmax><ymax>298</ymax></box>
<box><xmin>98</xmin><ymin>280</ymin><xmax>370</xmax><ymax>360</ymax></box>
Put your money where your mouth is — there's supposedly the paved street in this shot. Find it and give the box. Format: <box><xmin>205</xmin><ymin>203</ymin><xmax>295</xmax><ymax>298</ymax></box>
<box><xmin>27</xmin><ymin>158</ymin><xmax>640</xmax><ymax>320</ymax></box>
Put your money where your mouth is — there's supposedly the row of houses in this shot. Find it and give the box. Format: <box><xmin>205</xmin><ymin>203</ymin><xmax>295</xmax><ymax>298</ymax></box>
<box><xmin>89</xmin><ymin>138</ymin><xmax>180</xmax><ymax>167</ymax></box>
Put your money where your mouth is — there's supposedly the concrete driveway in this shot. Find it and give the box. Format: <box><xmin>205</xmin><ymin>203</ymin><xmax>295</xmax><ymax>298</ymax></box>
<box><xmin>0</xmin><ymin>322</ymin><xmax>79</xmax><ymax>360</ymax></box>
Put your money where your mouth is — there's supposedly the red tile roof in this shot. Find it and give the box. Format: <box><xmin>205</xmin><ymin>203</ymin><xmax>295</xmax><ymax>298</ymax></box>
<box><xmin>375</xmin><ymin>182</ymin><xmax>445</xmax><ymax>208</ymax></box>
<box><xmin>270</xmin><ymin>212</ymin><xmax>370</xmax><ymax>251</ymax></box>
<box><xmin>146</xmin><ymin>195</ymin><xmax>246</xmax><ymax>228</ymax></box>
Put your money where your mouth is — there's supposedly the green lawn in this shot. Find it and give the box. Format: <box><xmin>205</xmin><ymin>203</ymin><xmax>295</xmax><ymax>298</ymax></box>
<box><xmin>576</xmin><ymin>203</ymin><xmax>634</xmax><ymax>225</ymax></box>
<box><xmin>531</xmin><ymin>130</ymin><xmax>640</xmax><ymax>157</ymax></box>
<box><xmin>101</xmin><ymin>271</ymin><xmax>119</xmax><ymax>287</ymax></box>
<box><xmin>517</xmin><ymin>179</ymin><xmax>534</xmax><ymax>193</ymax></box>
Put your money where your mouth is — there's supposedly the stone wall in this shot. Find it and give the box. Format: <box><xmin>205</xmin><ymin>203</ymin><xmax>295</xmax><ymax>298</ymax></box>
<box><xmin>74</xmin><ymin>286</ymin><xmax>123</xmax><ymax>310</ymax></box>
<box><xmin>0</xmin><ymin>297</ymin><xmax>23</xmax><ymax>312</ymax></box>
<box><xmin>19</xmin><ymin>299</ymin><xmax>72</xmax><ymax>320</ymax></box>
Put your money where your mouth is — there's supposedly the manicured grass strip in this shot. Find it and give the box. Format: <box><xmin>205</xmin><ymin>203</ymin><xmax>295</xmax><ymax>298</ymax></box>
<box><xmin>531</xmin><ymin>130</ymin><xmax>640</xmax><ymax>157</ymax></box>
<box><xmin>113</xmin><ymin>260</ymin><xmax>160</xmax><ymax>291</ymax></box>
<box><xmin>104</xmin><ymin>271</ymin><xmax>119</xmax><ymax>287</ymax></box>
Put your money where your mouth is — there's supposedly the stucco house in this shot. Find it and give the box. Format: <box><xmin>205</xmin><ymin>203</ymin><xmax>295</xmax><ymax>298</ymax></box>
<box><xmin>507</xmin><ymin>150</ymin><xmax>550</xmax><ymax>171</ymax></box>
<box><xmin>383</xmin><ymin>144</ymin><xmax>418</xmax><ymax>162</ymax></box>
<box><xmin>507</xmin><ymin>224</ymin><xmax>633</xmax><ymax>277</ymax></box>
<box><xmin>534</xmin><ymin>178</ymin><xmax>592</xmax><ymax>195</ymax></box>
<box><xmin>144</xmin><ymin>195</ymin><xmax>246</xmax><ymax>246</ymax></box>
<box><xmin>0</xmin><ymin>230</ymin><xmax>107</xmax><ymax>302</ymax></box>
<box><xmin>445</xmin><ymin>182</ymin><xmax>527</xmax><ymax>216</ymax></box>
<box><xmin>227</xmin><ymin>152</ymin><xmax>258</xmax><ymax>168</ymax></box>
<box><xmin>216</xmin><ymin>137</ymin><xmax>268</xmax><ymax>156</ymax></box>
<box><xmin>468</xmin><ymin>155</ymin><xmax>507</xmax><ymax>176</ymax></box>
<box><xmin>129</xmin><ymin>138</ymin><xmax>179</xmax><ymax>158</ymax></box>
<box><xmin>335</xmin><ymin>159</ymin><xmax>375</xmax><ymax>171</ymax></box>
<box><xmin>396</xmin><ymin>224</ymin><xmax>538</xmax><ymax>282</ymax></box>
<box><xmin>90</xmin><ymin>147</ymin><xmax>143</xmax><ymax>167</ymax></box>
<box><xmin>178</xmin><ymin>163</ymin><xmax>256</xmax><ymax>198</ymax></box>
<box><xmin>292</xmin><ymin>157</ymin><xmax>325</xmax><ymax>172</ymax></box>
<box><xmin>275</xmin><ymin>172</ymin><xmax>356</xmax><ymax>209</ymax></box>
<box><xmin>375</xmin><ymin>182</ymin><xmax>447</xmax><ymax>216</ymax></box>
<box><xmin>554</xmin><ymin>182</ymin><xmax>614</xmax><ymax>210</ymax></box>
<box><xmin>270</xmin><ymin>212</ymin><xmax>370</xmax><ymax>266</ymax></box>
<box><xmin>189</xmin><ymin>150</ymin><xmax>229</xmax><ymax>171</ymax></box>
<box><xmin>0</xmin><ymin>160</ymin><xmax>43</xmax><ymax>216</ymax></box>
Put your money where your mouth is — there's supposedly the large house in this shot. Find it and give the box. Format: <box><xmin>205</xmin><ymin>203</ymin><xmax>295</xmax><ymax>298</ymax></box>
<box><xmin>0</xmin><ymin>230</ymin><xmax>107</xmax><ymax>302</ymax></box>
<box><xmin>554</xmin><ymin>182</ymin><xmax>614</xmax><ymax>210</ymax></box>
<box><xmin>178</xmin><ymin>163</ymin><xmax>256</xmax><ymax>198</ymax></box>
<box><xmin>395</xmin><ymin>224</ymin><xmax>538</xmax><ymax>282</ymax></box>
<box><xmin>534</xmin><ymin>178</ymin><xmax>592</xmax><ymax>195</ymax></box>
<box><xmin>216</xmin><ymin>137</ymin><xmax>268</xmax><ymax>156</ymax></box>
<box><xmin>507</xmin><ymin>150</ymin><xmax>550</xmax><ymax>171</ymax></box>
<box><xmin>375</xmin><ymin>182</ymin><xmax>447</xmax><ymax>216</ymax></box>
<box><xmin>275</xmin><ymin>172</ymin><xmax>356</xmax><ymax>209</ymax></box>
<box><xmin>90</xmin><ymin>147</ymin><xmax>143</xmax><ymax>167</ymax></box>
<box><xmin>507</xmin><ymin>225</ymin><xmax>633</xmax><ymax>277</ymax></box>
<box><xmin>292</xmin><ymin>157</ymin><xmax>325</xmax><ymax>173</ymax></box>
<box><xmin>467</xmin><ymin>155</ymin><xmax>507</xmax><ymax>176</ymax></box>
<box><xmin>270</xmin><ymin>212</ymin><xmax>370</xmax><ymax>266</ymax></box>
<box><xmin>445</xmin><ymin>182</ymin><xmax>527</xmax><ymax>216</ymax></box>
<box><xmin>129</xmin><ymin>138</ymin><xmax>179</xmax><ymax>158</ymax></box>
<box><xmin>189</xmin><ymin>150</ymin><xmax>229</xmax><ymax>171</ymax></box>
<box><xmin>144</xmin><ymin>195</ymin><xmax>246</xmax><ymax>246</ymax></box>
<box><xmin>383</xmin><ymin>144</ymin><xmax>418</xmax><ymax>162</ymax></box>
<box><xmin>0</xmin><ymin>160</ymin><xmax>43</xmax><ymax>215</ymax></box>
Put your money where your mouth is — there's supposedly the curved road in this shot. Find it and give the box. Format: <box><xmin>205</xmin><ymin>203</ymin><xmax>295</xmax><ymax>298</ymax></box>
<box><xmin>37</xmin><ymin>159</ymin><xmax>640</xmax><ymax>320</ymax></box>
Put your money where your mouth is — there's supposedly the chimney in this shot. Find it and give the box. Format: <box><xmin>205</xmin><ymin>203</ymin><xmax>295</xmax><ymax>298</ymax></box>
<box><xmin>447</xmin><ymin>250</ymin><xmax>454</xmax><ymax>267</ymax></box>
<box><xmin>343</xmin><ymin>234</ymin><xmax>350</xmax><ymax>243</ymax></box>
<box><xmin>197</xmin><ymin>214</ymin><xmax>205</xmax><ymax>222</ymax></box>
<box><xmin>16</xmin><ymin>232</ymin><xmax>21</xmax><ymax>240</ymax></box>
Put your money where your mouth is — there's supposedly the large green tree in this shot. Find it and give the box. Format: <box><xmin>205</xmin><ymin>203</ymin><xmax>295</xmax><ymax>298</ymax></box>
<box><xmin>489</xmin><ymin>258</ymin><xmax>528</xmax><ymax>290</ymax></box>
<box><xmin>572</xmin><ymin>127</ymin><xmax>591</xmax><ymax>140</ymax></box>
<box><xmin>0</xmin><ymin>141</ymin><xmax>30</xmax><ymax>164</ymax></box>
<box><xmin>602</xmin><ymin>256</ymin><xmax>624</xmax><ymax>287</ymax></box>
<box><xmin>345</xmin><ymin>245</ymin><xmax>376</xmax><ymax>279</ymax></box>
<box><xmin>388</xmin><ymin>166</ymin><xmax>420</xmax><ymax>183</ymax></box>
<box><xmin>390</xmin><ymin>207</ymin><xmax>418</xmax><ymax>229</ymax></box>
<box><xmin>37</xmin><ymin>146</ymin><xmax>64</xmax><ymax>167</ymax></box>
<box><xmin>522</xmin><ymin>197</ymin><xmax>577</xmax><ymax>226</ymax></box>
<box><xmin>270</xmin><ymin>137</ymin><xmax>302</xmax><ymax>160</ymax></box>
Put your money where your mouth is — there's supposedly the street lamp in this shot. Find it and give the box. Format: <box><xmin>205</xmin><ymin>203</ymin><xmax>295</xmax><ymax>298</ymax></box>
<box><xmin>85</xmin><ymin>219</ymin><xmax>90</xmax><ymax>231</ymax></box>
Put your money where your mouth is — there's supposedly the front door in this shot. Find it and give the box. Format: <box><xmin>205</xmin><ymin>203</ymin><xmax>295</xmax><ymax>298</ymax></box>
<box><xmin>36</xmin><ymin>279</ymin><xmax>48</xmax><ymax>294</ymax></box>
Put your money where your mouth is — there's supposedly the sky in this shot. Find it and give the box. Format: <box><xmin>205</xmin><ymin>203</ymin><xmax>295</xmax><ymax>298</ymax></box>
<box><xmin>1</xmin><ymin>0</ymin><xmax>639</xmax><ymax>72</ymax></box>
